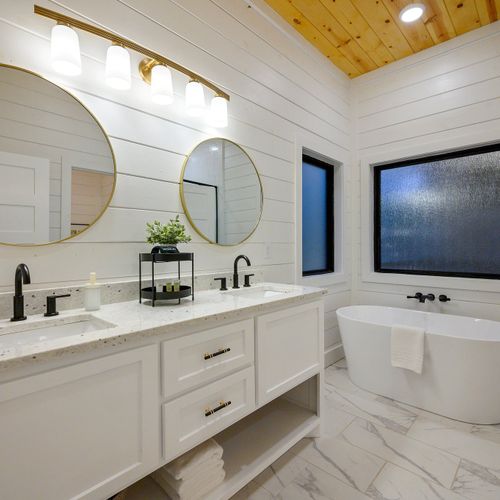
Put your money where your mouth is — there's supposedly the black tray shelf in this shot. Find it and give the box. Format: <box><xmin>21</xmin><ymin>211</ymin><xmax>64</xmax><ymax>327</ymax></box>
<box><xmin>139</xmin><ymin>252</ymin><xmax>194</xmax><ymax>306</ymax></box>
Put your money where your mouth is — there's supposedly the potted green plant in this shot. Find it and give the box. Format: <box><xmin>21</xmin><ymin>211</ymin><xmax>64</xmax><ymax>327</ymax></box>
<box><xmin>146</xmin><ymin>216</ymin><xmax>192</xmax><ymax>254</ymax></box>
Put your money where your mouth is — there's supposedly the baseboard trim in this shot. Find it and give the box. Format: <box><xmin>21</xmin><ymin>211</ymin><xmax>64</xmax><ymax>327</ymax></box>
<box><xmin>324</xmin><ymin>343</ymin><xmax>344</xmax><ymax>367</ymax></box>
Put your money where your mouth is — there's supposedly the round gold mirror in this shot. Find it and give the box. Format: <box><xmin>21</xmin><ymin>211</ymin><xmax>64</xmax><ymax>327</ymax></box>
<box><xmin>180</xmin><ymin>138</ymin><xmax>263</xmax><ymax>245</ymax></box>
<box><xmin>0</xmin><ymin>64</ymin><xmax>116</xmax><ymax>246</ymax></box>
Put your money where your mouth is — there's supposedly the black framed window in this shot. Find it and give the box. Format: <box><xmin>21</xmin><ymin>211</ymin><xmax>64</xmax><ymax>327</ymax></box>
<box><xmin>302</xmin><ymin>154</ymin><xmax>334</xmax><ymax>276</ymax></box>
<box><xmin>374</xmin><ymin>144</ymin><xmax>500</xmax><ymax>279</ymax></box>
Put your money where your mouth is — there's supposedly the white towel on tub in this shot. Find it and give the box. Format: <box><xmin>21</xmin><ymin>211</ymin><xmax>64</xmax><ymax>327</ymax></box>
<box><xmin>391</xmin><ymin>324</ymin><xmax>425</xmax><ymax>374</ymax></box>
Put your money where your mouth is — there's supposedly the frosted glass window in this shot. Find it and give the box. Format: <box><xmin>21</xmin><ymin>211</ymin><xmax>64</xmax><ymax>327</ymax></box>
<box><xmin>302</xmin><ymin>156</ymin><xmax>334</xmax><ymax>275</ymax></box>
<box><xmin>375</xmin><ymin>146</ymin><xmax>500</xmax><ymax>278</ymax></box>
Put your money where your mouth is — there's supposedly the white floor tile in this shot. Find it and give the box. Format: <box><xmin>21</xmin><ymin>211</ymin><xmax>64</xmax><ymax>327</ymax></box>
<box><xmin>289</xmin><ymin>437</ymin><xmax>384</xmax><ymax>491</ymax></box>
<box><xmin>256</xmin><ymin>451</ymin><xmax>371</xmax><ymax>500</ymax></box>
<box><xmin>471</xmin><ymin>424</ymin><xmax>500</xmax><ymax>445</ymax></box>
<box><xmin>368</xmin><ymin>463</ymin><xmax>467</xmax><ymax>500</ymax></box>
<box><xmin>390</xmin><ymin>400</ymin><xmax>474</xmax><ymax>434</ymax></box>
<box><xmin>452</xmin><ymin>458</ymin><xmax>500</xmax><ymax>500</ymax></box>
<box><xmin>408</xmin><ymin>417</ymin><xmax>500</xmax><ymax>469</ymax></box>
<box><xmin>342</xmin><ymin>418</ymin><xmax>460</xmax><ymax>488</ymax></box>
<box><xmin>325</xmin><ymin>385</ymin><xmax>417</xmax><ymax>434</ymax></box>
<box><xmin>322</xmin><ymin>405</ymin><xmax>356</xmax><ymax>437</ymax></box>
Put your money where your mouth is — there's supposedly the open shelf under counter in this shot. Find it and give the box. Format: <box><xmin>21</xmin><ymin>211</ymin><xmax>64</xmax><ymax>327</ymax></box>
<box><xmin>117</xmin><ymin>398</ymin><xmax>319</xmax><ymax>500</ymax></box>
<box><xmin>209</xmin><ymin>398</ymin><xmax>319</xmax><ymax>499</ymax></box>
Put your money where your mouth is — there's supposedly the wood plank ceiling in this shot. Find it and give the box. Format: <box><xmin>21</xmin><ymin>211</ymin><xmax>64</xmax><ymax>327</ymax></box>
<box><xmin>264</xmin><ymin>0</ymin><xmax>500</xmax><ymax>77</ymax></box>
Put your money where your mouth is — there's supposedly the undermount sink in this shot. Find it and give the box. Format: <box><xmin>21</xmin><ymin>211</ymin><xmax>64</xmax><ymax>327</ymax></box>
<box><xmin>0</xmin><ymin>315</ymin><xmax>116</xmax><ymax>348</ymax></box>
<box><xmin>226</xmin><ymin>284</ymin><xmax>294</xmax><ymax>300</ymax></box>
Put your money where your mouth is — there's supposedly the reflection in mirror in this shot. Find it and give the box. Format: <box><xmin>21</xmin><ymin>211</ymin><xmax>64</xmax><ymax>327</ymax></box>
<box><xmin>0</xmin><ymin>65</ymin><xmax>115</xmax><ymax>245</ymax></box>
<box><xmin>181</xmin><ymin>139</ymin><xmax>262</xmax><ymax>245</ymax></box>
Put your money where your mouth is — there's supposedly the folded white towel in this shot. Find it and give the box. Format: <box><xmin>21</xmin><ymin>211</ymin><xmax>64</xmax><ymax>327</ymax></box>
<box><xmin>154</xmin><ymin>459</ymin><xmax>224</xmax><ymax>496</ymax></box>
<box><xmin>152</xmin><ymin>466</ymin><xmax>225</xmax><ymax>500</ymax></box>
<box><xmin>164</xmin><ymin>439</ymin><xmax>223</xmax><ymax>480</ymax></box>
<box><xmin>391</xmin><ymin>324</ymin><xmax>425</xmax><ymax>374</ymax></box>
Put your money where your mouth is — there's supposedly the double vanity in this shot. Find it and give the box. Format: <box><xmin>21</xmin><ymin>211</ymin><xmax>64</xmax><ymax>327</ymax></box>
<box><xmin>0</xmin><ymin>282</ymin><xmax>325</xmax><ymax>500</ymax></box>
<box><xmin>0</xmin><ymin>51</ymin><xmax>322</xmax><ymax>500</ymax></box>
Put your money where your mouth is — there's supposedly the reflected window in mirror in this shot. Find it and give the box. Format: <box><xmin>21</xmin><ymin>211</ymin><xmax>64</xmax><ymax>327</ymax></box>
<box><xmin>181</xmin><ymin>139</ymin><xmax>263</xmax><ymax>246</ymax></box>
<box><xmin>302</xmin><ymin>154</ymin><xmax>334</xmax><ymax>276</ymax></box>
<box><xmin>0</xmin><ymin>64</ymin><xmax>115</xmax><ymax>246</ymax></box>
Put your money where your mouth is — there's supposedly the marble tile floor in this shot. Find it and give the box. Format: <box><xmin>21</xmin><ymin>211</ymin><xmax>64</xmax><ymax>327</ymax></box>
<box><xmin>231</xmin><ymin>359</ymin><xmax>500</xmax><ymax>500</ymax></box>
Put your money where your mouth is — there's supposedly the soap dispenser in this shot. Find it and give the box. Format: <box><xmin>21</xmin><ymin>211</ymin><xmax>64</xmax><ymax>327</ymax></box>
<box><xmin>84</xmin><ymin>272</ymin><xmax>101</xmax><ymax>311</ymax></box>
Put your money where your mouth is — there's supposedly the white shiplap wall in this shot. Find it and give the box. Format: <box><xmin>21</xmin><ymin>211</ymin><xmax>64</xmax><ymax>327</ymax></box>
<box><xmin>351</xmin><ymin>22</ymin><xmax>500</xmax><ymax>321</ymax></box>
<box><xmin>0</xmin><ymin>0</ymin><xmax>352</xmax><ymax>361</ymax></box>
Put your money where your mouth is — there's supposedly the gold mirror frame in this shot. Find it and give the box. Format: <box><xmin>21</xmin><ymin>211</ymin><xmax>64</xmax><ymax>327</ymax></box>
<box><xmin>0</xmin><ymin>63</ymin><xmax>117</xmax><ymax>247</ymax></box>
<box><xmin>180</xmin><ymin>138</ymin><xmax>263</xmax><ymax>246</ymax></box>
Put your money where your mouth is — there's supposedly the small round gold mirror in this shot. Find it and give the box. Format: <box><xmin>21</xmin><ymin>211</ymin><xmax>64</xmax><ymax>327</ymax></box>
<box><xmin>0</xmin><ymin>64</ymin><xmax>116</xmax><ymax>246</ymax></box>
<box><xmin>180</xmin><ymin>139</ymin><xmax>263</xmax><ymax>245</ymax></box>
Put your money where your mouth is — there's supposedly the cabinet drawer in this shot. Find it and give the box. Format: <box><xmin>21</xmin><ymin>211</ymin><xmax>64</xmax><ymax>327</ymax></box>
<box><xmin>162</xmin><ymin>319</ymin><xmax>254</xmax><ymax>399</ymax></box>
<box><xmin>163</xmin><ymin>367</ymin><xmax>255</xmax><ymax>460</ymax></box>
<box><xmin>256</xmin><ymin>301</ymin><xmax>323</xmax><ymax>406</ymax></box>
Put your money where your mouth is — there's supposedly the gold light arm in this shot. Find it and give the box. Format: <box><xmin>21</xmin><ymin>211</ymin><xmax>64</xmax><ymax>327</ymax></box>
<box><xmin>34</xmin><ymin>4</ymin><xmax>230</xmax><ymax>100</ymax></box>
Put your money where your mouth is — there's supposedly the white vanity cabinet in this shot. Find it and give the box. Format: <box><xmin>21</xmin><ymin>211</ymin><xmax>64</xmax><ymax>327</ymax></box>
<box><xmin>0</xmin><ymin>290</ymin><xmax>324</xmax><ymax>500</ymax></box>
<box><xmin>0</xmin><ymin>345</ymin><xmax>160</xmax><ymax>500</ymax></box>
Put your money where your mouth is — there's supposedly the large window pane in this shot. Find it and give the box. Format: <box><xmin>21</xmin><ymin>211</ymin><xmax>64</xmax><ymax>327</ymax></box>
<box><xmin>375</xmin><ymin>146</ymin><xmax>500</xmax><ymax>278</ymax></box>
<box><xmin>302</xmin><ymin>156</ymin><xmax>334</xmax><ymax>275</ymax></box>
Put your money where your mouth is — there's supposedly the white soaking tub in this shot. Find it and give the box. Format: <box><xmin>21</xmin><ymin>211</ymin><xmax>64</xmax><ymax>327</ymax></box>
<box><xmin>336</xmin><ymin>305</ymin><xmax>500</xmax><ymax>424</ymax></box>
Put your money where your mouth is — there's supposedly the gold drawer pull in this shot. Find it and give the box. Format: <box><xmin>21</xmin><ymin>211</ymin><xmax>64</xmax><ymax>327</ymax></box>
<box><xmin>204</xmin><ymin>347</ymin><xmax>231</xmax><ymax>360</ymax></box>
<box><xmin>205</xmin><ymin>400</ymin><xmax>232</xmax><ymax>417</ymax></box>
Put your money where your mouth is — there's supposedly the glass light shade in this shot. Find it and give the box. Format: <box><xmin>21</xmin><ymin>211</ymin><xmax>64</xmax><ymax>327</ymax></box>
<box><xmin>209</xmin><ymin>96</ymin><xmax>228</xmax><ymax>128</ymax></box>
<box><xmin>151</xmin><ymin>65</ymin><xmax>174</xmax><ymax>105</ymax></box>
<box><xmin>50</xmin><ymin>24</ymin><xmax>82</xmax><ymax>76</ymax></box>
<box><xmin>185</xmin><ymin>80</ymin><xmax>205</xmax><ymax>116</ymax></box>
<box><xmin>399</xmin><ymin>3</ymin><xmax>425</xmax><ymax>23</ymax></box>
<box><xmin>105</xmin><ymin>45</ymin><xmax>131</xmax><ymax>90</ymax></box>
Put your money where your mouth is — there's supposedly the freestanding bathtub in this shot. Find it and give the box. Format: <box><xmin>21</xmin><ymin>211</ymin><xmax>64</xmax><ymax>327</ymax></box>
<box><xmin>336</xmin><ymin>305</ymin><xmax>500</xmax><ymax>424</ymax></box>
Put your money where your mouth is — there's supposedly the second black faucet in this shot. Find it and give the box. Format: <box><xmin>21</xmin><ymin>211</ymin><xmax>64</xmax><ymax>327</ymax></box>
<box><xmin>233</xmin><ymin>255</ymin><xmax>251</xmax><ymax>289</ymax></box>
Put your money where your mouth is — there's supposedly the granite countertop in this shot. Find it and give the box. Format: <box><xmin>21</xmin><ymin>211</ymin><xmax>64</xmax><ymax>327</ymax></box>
<box><xmin>0</xmin><ymin>283</ymin><xmax>326</xmax><ymax>370</ymax></box>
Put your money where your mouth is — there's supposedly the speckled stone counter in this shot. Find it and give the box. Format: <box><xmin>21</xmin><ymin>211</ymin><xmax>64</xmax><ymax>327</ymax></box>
<box><xmin>0</xmin><ymin>283</ymin><xmax>326</xmax><ymax>371</ymax></box>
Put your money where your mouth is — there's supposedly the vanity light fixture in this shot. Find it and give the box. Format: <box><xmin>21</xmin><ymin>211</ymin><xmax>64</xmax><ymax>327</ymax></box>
<box><xmin>150</xmin><ymin>64</ymin><xmax>174</xmax><ymax>105</ymax></box>
<box><xmin>35</xmin><ymin>5</ymin><xmax>230</xmax><ymax>125</ymax></box>
<box><xmin>105</xmin><ymin>44</ymin><xmax>131</xmax><ymax>90</ymax></box>
<box><xmin>185</xmin><ymin>80</ymin><xmax>205</xmax><ymax>116</ymax></box>
<box><xmin>399</xmin><ymin>3</ymin><xmax>425</xmax><ymax>23</ymax></box>
<box><xmin>50</xmin><ymin>23</ymin><xmax>82</xmax><ymax>76</ymax></box>
<box><xmin>209</xmin><ymin>95</ymin><xmax>228</xmax><ymax>128</ymax></box>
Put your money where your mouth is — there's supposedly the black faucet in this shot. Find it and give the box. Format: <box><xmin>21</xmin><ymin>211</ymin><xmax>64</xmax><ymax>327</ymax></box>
<box><xmin>233</xmin><ymin>255</ymin><xmax>251</xmax><ymax>289</ymax></box>
<box><xmin>407</xmin><ymin>292</ymin><xmax>435</xmax><ymax>303</ymax></box>
<box><xmin>11</xmin><ymin>263</ymin><xmax>31</xmax><ymax>322</ymax></box>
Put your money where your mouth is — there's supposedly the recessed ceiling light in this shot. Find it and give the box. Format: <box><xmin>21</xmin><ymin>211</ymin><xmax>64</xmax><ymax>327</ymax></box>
<box><xmin>399</xmin><ymin>3</ymin><xmax>425</xmax><ymax>23</ymax></box>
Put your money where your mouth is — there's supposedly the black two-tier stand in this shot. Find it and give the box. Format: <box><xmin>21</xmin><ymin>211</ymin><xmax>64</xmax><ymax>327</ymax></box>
<box><xmin>139</xmin><ymin>252</ymin><xmax>194</xmax><ymax>306</ymax></box>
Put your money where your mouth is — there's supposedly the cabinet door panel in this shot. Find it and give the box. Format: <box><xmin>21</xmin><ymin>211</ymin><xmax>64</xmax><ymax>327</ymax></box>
<box><xmin>256</xmin><ymin>301</ymin><xmax>323</xmax><ymax>406</ymax></box>
<box><xmin>0</xmin><ymin>345</ymin><xmax>160</xmax><ymax>500</ymax></box>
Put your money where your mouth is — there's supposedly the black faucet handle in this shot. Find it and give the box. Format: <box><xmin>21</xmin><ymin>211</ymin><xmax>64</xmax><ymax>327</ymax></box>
<box><xmin>244</xmin><ymin>274</ymin><xmax>254</xmax><ymax>287</ymax></box>
<box><xmin>427</xmin><ymin>293</ymin><xmax>436</xmax><ymax>302</ymax></box>
<box><xmin>407</xmin><ymin>292</ymin><xmax>423</xmax><ymax>300</ymax></box>
<box><xmin>439</xmin><ymin>294</ymin><xmax>451</xmax><ymax>302</ymax></box>
<box><xmin>44</xmin><ymin>294</ymin><xmax>71</xmax><ymax>317</ymax></box>
<box><xmin>214</xmin><ymin>277</ymin><xmax>228</xmax><ymax>291</ymax></box>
